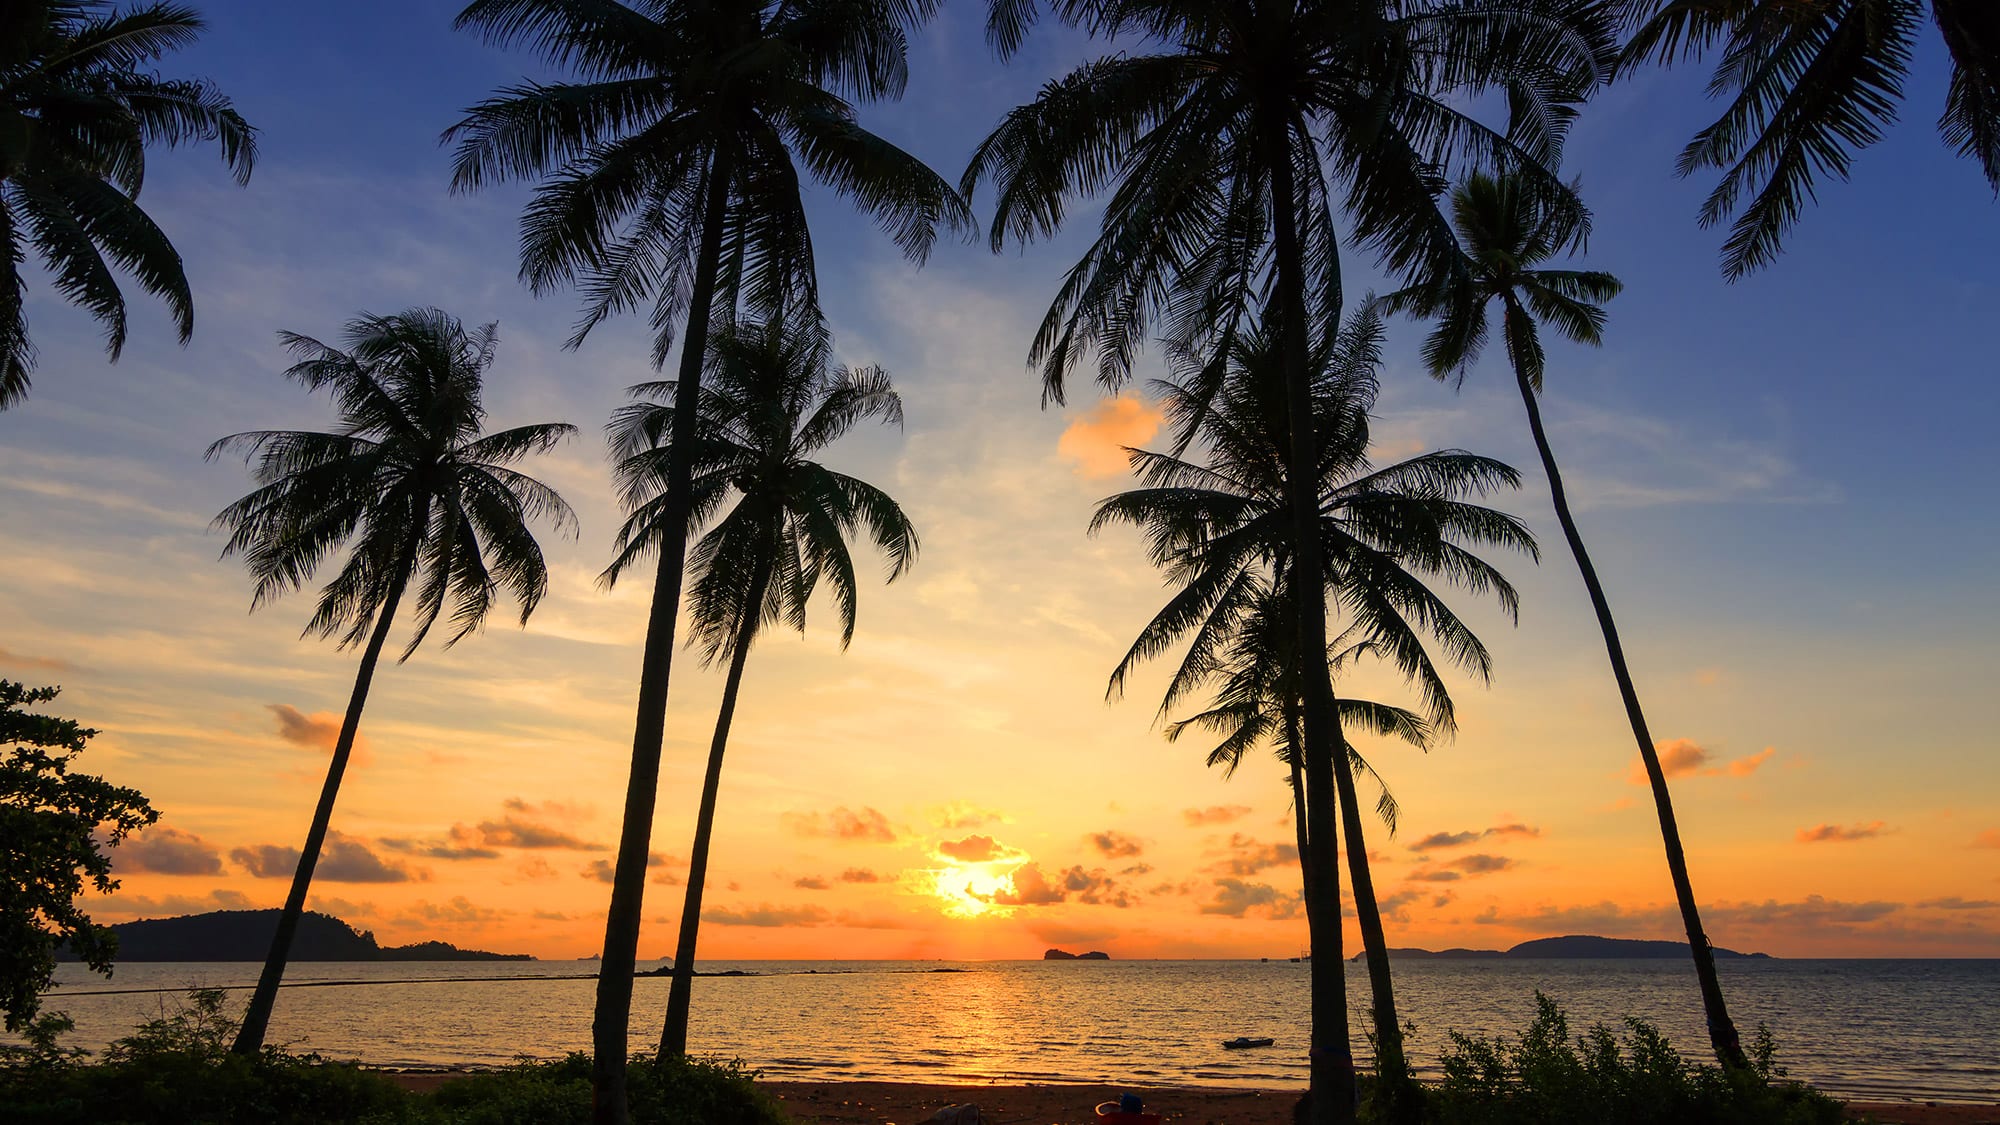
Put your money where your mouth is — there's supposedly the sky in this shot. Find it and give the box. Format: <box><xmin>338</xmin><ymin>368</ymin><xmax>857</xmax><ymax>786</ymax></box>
<box><xmin>4</xmin><ymin>2</ymin><xmax>1998</xmax><ymax>963</ymax></box>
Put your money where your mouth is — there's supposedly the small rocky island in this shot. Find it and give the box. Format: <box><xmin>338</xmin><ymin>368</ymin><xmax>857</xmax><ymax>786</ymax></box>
<box><xmin>1043</xmin><ymin>948</ymin><xmax>1111</xmax><ymax>960</ymax></box>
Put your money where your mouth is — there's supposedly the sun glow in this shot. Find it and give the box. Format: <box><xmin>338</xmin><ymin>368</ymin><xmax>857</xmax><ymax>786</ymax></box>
<box><xmin>928</xmin><ymin>863</ymin><xmax>1017</xmax><ymax>918</ymax></box>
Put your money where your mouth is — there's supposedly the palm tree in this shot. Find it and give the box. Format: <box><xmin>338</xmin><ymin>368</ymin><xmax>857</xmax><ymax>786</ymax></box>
<box><xmin>964</xmin><ymin>7</ymin><xmax>1605</xmax><ymax>1118</ymax></box>
<box><xmin>1092</xmin><ymin>310</ymin><xmax>1536</xmax><ymax>1116</ymax></box>
<box><xmin>1375</xmin><ymin>171</ymin><xmax>1751</xmax><ymax>1069</ymax></box>
<box><xmin>602</xmin><ymin>314</ymin><xmax>917</xmax><ymax>1060</ymax></box>
<box><xmin>206</xmin><ymin>308</ymin><xmax>576</xmax><ymax>1056</ymax></box>
<box><xmin>1</xmin><ymin>0</ymin><xmax>256</xmax><ymax>407</ymax></box>
<box><xmin>445</xmin><ymin>8</ymin><xmax>965</xmax><ymax>1110</ymax></box>
<box><xmin>1617</xmin><ymin>0</ymin><xmax>2000</xmax><ymax>278</ymax></box>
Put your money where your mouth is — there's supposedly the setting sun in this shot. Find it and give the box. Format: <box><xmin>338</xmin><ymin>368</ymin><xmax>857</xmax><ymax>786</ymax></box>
<box><xmin>927</xmin><ymin>863</ymin><xmax>1020</xmax><ymax>919</ymax></box>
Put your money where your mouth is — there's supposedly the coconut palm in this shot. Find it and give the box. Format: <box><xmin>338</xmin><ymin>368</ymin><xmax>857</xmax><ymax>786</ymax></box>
<box><xmin>1617</xmin><ymin>0</ymin><xmax>2000</xmax><ymax>278</ymax></box>
<box><xmin>965</xmin><ymin>7</ymin><xmax>1606</xmax><ymax>1116</ymax></box>
<box><xmin>602</xmin><ymin>314</ymin><xmax>917</xmax><ymax>1060</ymax></box>
<box><xmin>1</xmin><ymin>0</ymin><xmax>256</xmax><ymax>408</ymax></box>
<box><xmin>445</xmin><ymin>5</ymin><xmax>966</xmax><ymax>1110</ymax></box>
<box><xmin>1092</xmin><ymin>309</ymin><xmax>1536</xmax><ymax>1115</ymax></box>
<box><xmin>206</xmin><ymin>308</ymin><xmax>576</xmax><ymax>1056</ymax></box>
<box><xmin>1375</xmin><ymin>171</ymin><xmax>1751</xmax><ymax>1069</ymax></box>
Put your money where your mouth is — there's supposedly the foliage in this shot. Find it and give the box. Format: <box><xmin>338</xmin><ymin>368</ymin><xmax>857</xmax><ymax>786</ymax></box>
<box><xmin>1618</xmin><ymin>0</ymin><xmax>2000</xmax><ymax>278</ymax></box>
<box><xmin>0</xmin><ymin>992</ymin><xmax>788</xmax><ymax>1124</ymax></box>
<box><xmin>0</xmin><ymin>0</ymin><xmax>257</xmax><ymax>407</ymax></box>
<box><xmin>1419</xmin><ymin>993</ymin><xmax>1847</xmax><ymax>1125</ymax></box>
<box><xmin>0</xmin><ymin>680</ymin><xmax>156</xmax><ymax>1032</ymax></box>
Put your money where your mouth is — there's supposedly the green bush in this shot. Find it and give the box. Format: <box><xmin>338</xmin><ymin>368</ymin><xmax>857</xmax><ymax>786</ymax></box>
<box><xmin>1416</xmin><ymin>992</ymin><xmax>1848</xmax><ymax>1125</ymax></box>
<box><xmin>431</xmin><ymin>1052</ymin><xmax>787</xmax><ymax>1125</ymax></box>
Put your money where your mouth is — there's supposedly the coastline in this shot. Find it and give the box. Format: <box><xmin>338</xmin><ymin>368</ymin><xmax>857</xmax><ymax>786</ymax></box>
<box><xmin>380</xmin><ymin>1073</ymin><xmax>2000</xmax><ymax>1124</ymax></box>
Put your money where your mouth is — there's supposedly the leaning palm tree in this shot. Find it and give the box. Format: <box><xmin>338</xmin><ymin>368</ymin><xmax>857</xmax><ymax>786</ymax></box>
<box><xmin>1093</xmin><ymin>310</ymin><xmax>1536</xmax><ymax>1116</ymax></box>
<box><xmin>1376</xmin><ymin>171</ymin><xmax>1751</xmax><ymax>1069</ymax></box>
<box><xmin>965</xmin><ymin>7</ymin><xmax>1605</xmax><ymax>1118</ymax></box>
<box><xmin>1</xmin><ymin>0</ymin><xmax>256</xmax><ymax>407</ymax></box>
<box><xmin>207</xmin><ymin>308</ymin><xmax>576</xmax><ymax>1055</ymax></box>
<box><xmin>445</xmin><ymin>8</ymin><xmax>965</xmax><ymax>1109</ymax></box>
<box><xmin>602</xmin><ymin>314</ymin><xmax>917</xmax><ymax>1060</ymax></box>
<box><xmin>1617</xmin><ymin>0</ymin><xmax>2000</xmax><ymax>278</ymax></box>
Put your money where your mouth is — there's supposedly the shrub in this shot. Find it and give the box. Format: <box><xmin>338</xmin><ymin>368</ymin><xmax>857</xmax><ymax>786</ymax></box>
<box><xmin>1417</xmin><ymin>992</ymin><xmax>1848</xmax><ymax>1125</ymax></box>
<box><xmin>431</xmin><ymin>1052</ymin><xmax>788</xmax><ymax>1125</ymax></box>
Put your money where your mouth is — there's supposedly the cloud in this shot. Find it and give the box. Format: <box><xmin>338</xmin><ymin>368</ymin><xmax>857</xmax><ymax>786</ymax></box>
<box><xmin>782</xmin><ymin>806</ymin><xmax>897</xmax><ymax>843</ymax></box>
<box><xmin>1452</xmin><ymin>854</ymin><xmax>1515</xmax><ymax>875</ymax></box>
<box><xmin>986</xmin><ymin>862</ymin><xmax>1066</xmax><ymax>906</ymax></box>
<box><xmin>1974</xmin><ymin>830</ymin><xmax>2000</xmax><ymax>849</ymax></box>
<box><xmin>1198</xmin><ymin>879</ymin><xmax>1304</xmax><ymax>920</ymax></box>
<box><xmin>0</xmin><ymin>647</ymin><xmax>80</xmax><ymax>673</ymax></box>
<box><xmin>702</xmin><ymin>904</ymin><xmax>832</xmax><ymax>928</ymax></box>
<box><xmin>931</xmin><ymin>802</ymin><xmax>1004</xmax><ymax>829</ymax></box>
<box><xmin>1182</xmin><ymin>805</ymin><xmax>1252</xmax><ymax>827</ymax></box>
<box><xmin>1796</xmin><ymin>821</ymin><xmax>1890</xmax><ymax>843</ymax></box>
<box><xmin>937</xmin><ymin>834</ymin><xmax>1017</xmax><ymax>863</ymax></box>
<box><xmin>511</xmin><ymin>857</ymin><xmax>560</xmax><ymax>883</ymax></box>
<box><xmin>379</xmin><ymin>824</ymin><xmax>502</xmax><ymax>861</ymax></box>
<box><xmin>794</xmin><ymin>876</ymin><xmax>829</xmax><ymax>890</ymax></box>
<box><xmin>116</xmin><ymin>825</ymin><xmax>223</xmax><ymax>875</ymax></box>
<box><xmin>1205</xmin><ymin>833</ymin><xmax>1298</xmax><ymax>876</ymax></box>
<box><xmin>476</xmin><ymin>815</ymin><xmax>606</xmax><ymax>851</ymax></box>
<box><xmin>99</xmin><ymin>888</ymin><xmax>258</xmax><ymax>920</ymax></box>
<box><xmin>231</xmin><ymin>832</ymin><xmax>422</xmax><ymax>883</ymax></box>
<box><xmin>1408</xmin><ymin>868</ymin><xmax>1463</xmax><ymax>883</ymax></box>
<box><xmin>1089</xmin><ymin>830</ymin><xmax>1143</xmax><ymax>858</ymax></box>
<box><xmin>1056</xmin><ymin>394</ymin><xmax>1163</xmax><ymax>478</ymax></box>
<box><xmin>1486</xmin><ymin>823</ymin><xmax>1543</xmax><ymax>841</ymax></box>
<box><xmin>268</xmin><ymin>704</ymin><xmax>369</xmax><ymax>766</ymax></box>
<box><xmin>980</xmin><ymin>862</ymin><xmax>1135</xmax><ymax>908</ymax></box>
<box><xmin>1410</xmin><ymin>830</ymin><xmax>1481</xmax><ymax>852</ymax></box>
<box><xmin>407</xmin><ymin>897</ymin><xmax>504</xmax><ymax>925</ymax></box>
<box><xmin>1633</xmin><ymin>740</ymin><xmax>1777</xmax><ymax>785</ymax></box>
<box><xmin>580</xmin><ymin>852</ymin><xmax>672</xmax><ymax>883</ymax></box>
<box><xmin>838</xmin><ymin>867</ymin><xmax>881</xmax><ymax>884</ymax></box>
<box><xmin>1058</xmin><ymin>865</ymin><xmax>1135</xmax><ymax>907</ymax></box>
<box><xmin>1916</xmin><ymin>897</ymin><xmax>1999</xmax><ymax>911</ymax></box>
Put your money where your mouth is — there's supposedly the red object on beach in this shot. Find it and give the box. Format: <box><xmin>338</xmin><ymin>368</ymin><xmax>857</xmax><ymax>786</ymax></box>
<box><xmin>1094</xmin><ymin>1102</ymin><xmax>1163</xmax><ymax>1124</ymax></box>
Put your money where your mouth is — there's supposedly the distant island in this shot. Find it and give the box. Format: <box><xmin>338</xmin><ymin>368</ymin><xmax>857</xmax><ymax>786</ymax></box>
<box><xmin>57</xmin><ymin>909</ymin><xmax>532</xmax><ymax>962</ymax></box>
<box><xmin>1043</xmin><ymin>948</ymin><xmax>1111</xmax><ymax>960</ymax></box>
<box><xmin>1347</xmin><ymin>935</ymin><xmax>1770</xmax><ymax>961</ymax></box>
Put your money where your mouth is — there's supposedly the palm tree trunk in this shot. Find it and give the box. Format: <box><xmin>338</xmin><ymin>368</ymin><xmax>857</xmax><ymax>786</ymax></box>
<box><xmin>1329</xmin><ymin>737</ymin><xmax>1418</xmax><ymax>1121</ymax></box>
<box><xmin>231</xmin><ymin>520</ymin><xmax>423</xmax><ymax>1056</ymax></box>
<box><xmin>1286</xmin><ymin>703</ymin><xmax>1312</xmax><ymax>905</ymax></box>
<box><xmin>591</xmin><ymin>147</ymin><xmax>736</xmax><ymax>1125</ymax></box>
<box><xmin>1263</xmin><ymin>110</ymin><xmax>1355</xmax><ymax>1125</ymax></box>
<box><xmin>659</xmin><ymin>554</ymin><xmax>772</xmax><ymax>1059</ymax></box>
<box><xmin>1512</xmin><ymin>365</ymin><xmax>1747</xmax><ymax>1070</ymax></box>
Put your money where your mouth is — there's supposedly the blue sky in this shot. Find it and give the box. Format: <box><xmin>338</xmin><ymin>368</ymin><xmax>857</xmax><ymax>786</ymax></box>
<box><xmin>2</xmin><ymin>1</ymin><xmax>1996</xmax><ymax>959</ymax></box>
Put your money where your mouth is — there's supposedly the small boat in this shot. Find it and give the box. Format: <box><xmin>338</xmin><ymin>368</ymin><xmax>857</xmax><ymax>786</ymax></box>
<box><xmin>1222</xmin><ymin>1036</ymin><xmax>1275</xmax><ymax>1050</ymax></box>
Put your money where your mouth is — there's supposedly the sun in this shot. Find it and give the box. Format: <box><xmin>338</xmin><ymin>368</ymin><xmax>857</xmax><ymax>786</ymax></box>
<box><xmin>928</xmin><ymin>863</ymin><xmax>1017</xmax><ymax>919</ymax></box>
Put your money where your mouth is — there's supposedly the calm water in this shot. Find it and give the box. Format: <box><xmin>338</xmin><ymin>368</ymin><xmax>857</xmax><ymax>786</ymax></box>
<box><xmin>32</xmin><ymin>958</ymin><xmax>2000</xmax><ymax>1103</ymax></box>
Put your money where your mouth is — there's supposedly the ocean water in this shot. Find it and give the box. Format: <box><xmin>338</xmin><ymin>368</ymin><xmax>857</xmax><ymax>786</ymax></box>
<box><xmin>32</xmin><ymin>958</ymin><xmax>2000</xmax><ymax>1103</ymax></box>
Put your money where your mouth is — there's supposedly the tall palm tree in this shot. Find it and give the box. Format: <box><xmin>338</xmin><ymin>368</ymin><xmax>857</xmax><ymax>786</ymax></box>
<box><xmin>445</xmin><ymin>5</ymin><xmax>966</xmax><ymax>1113</ymax></box>
<box><xmin>1</xmin><ymin>0</ymin><xmax>256</xmax><ymax>408</ymax></box>
<box><xmin>1092</xmin><ymin>310</ymin><xmax>1536</xmax><ymax>1116</ymax></box>
<box><xmin>964</xmin><ymin>8</ymin><xmax>1605</xmax><ymax>1118</ymax></box>
<box><xmin>602</xmin><ymin>314</ymin><xmax>917</xmax><ymax>1060</ymax></box>
<box><xmin>1375</xmin><ymin>172</ymin><xmax>1751</xmax><ymax>1069</ymax></box>
<box><xmin>1617</xmin><ymin>0</ymin><xmax>2000</xmax><ymax>278</ymax></box>
<box><xmin>206</xmin><ymin>308</ymin><xmax>576</xmax><ymax>1056</ymax></box>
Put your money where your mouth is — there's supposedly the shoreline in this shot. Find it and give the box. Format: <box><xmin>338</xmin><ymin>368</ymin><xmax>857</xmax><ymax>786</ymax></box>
<box><xmin>379</xmin><ymin>1073</ymin><xmax>2000</xmax><ymax>1123</ymax></box>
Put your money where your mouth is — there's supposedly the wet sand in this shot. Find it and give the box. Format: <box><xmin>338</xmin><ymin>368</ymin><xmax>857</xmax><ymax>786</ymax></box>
<box><xmin>381</xmin><ymin>1073</ymin><xmax>1999</xmax><ymax>1124</ymax></box>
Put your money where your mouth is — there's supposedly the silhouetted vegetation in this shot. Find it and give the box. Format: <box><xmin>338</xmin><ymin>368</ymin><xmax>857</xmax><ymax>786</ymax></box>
<box><xmin>0</xmin><ymin>681</ymin><xmax>155</xmax><ymax>1031</ymax></box>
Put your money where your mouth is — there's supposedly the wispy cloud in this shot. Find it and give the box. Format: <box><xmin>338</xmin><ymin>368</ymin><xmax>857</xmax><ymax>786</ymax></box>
<box><xmin>1056</xmin><ymin>394</ymin><xmax>1163</xmax><ymax>478</ymax></box>
<box><xmin>1796</xmin><ymin>821</ymin><xmax>1891</xmax><ymax>843</ymax></box>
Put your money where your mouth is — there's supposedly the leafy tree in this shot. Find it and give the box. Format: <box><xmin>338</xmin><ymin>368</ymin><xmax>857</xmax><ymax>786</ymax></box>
<box><xmin>0</xmin><ymin>0</ymin><xmax>256</xmax><ymax>408</ymax></box>
<box><xmin>964</xmin><ymin>5</ymin><xmax>1607</xmax><ymax>1118</ymax></box>
<box><xmin>206</xmin><ymin>308</ymin><xmax>577</xmax><ymax>1055</ymax></box>
<box><xmin>0</xmin><ymin>680</ymin><xmax>156</xmax><ymax>1032</ymax></box>
<box><xmin>445</xmin><ymin>6</ymin><xmax>965</xmax><ymax>1111</ymax></box>
<box><xmin>1376</xmin><ymin>172</ymin><xmax>1751</xmax><ymax>1069</ymax></box>
<box><xmin>1093</xmin><ymin>310</ymin><xmax>1535</xmax><ymax>1116</ymax></box>
<box><xmin>604</xmin><ymin>313</ymin><xmax>917</xmax><ymax>1060</ymax></box>
<box><xmin>1618</xmin><ymin>0</ymin><xmax>2000</xmax><ymax>278</ymax></box>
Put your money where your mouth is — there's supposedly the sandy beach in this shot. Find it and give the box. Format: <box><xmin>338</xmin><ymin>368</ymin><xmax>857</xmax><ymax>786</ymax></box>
<box><xmin>381</xmin><ymin>1074</ymin><xmax>2000</xmax><ymax>1124</ymax></box>
<box><xmin>752</xmin><ymin>1081</ymin><xmax>2000</xmax><ymax>1125</ymax></box>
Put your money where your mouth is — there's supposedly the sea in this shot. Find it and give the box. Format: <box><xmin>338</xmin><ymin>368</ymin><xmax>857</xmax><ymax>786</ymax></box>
<box><xmin>31</xmin><ymin>958</ymin><xmax>2000</xmax><ymax>1104</ymax></box>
